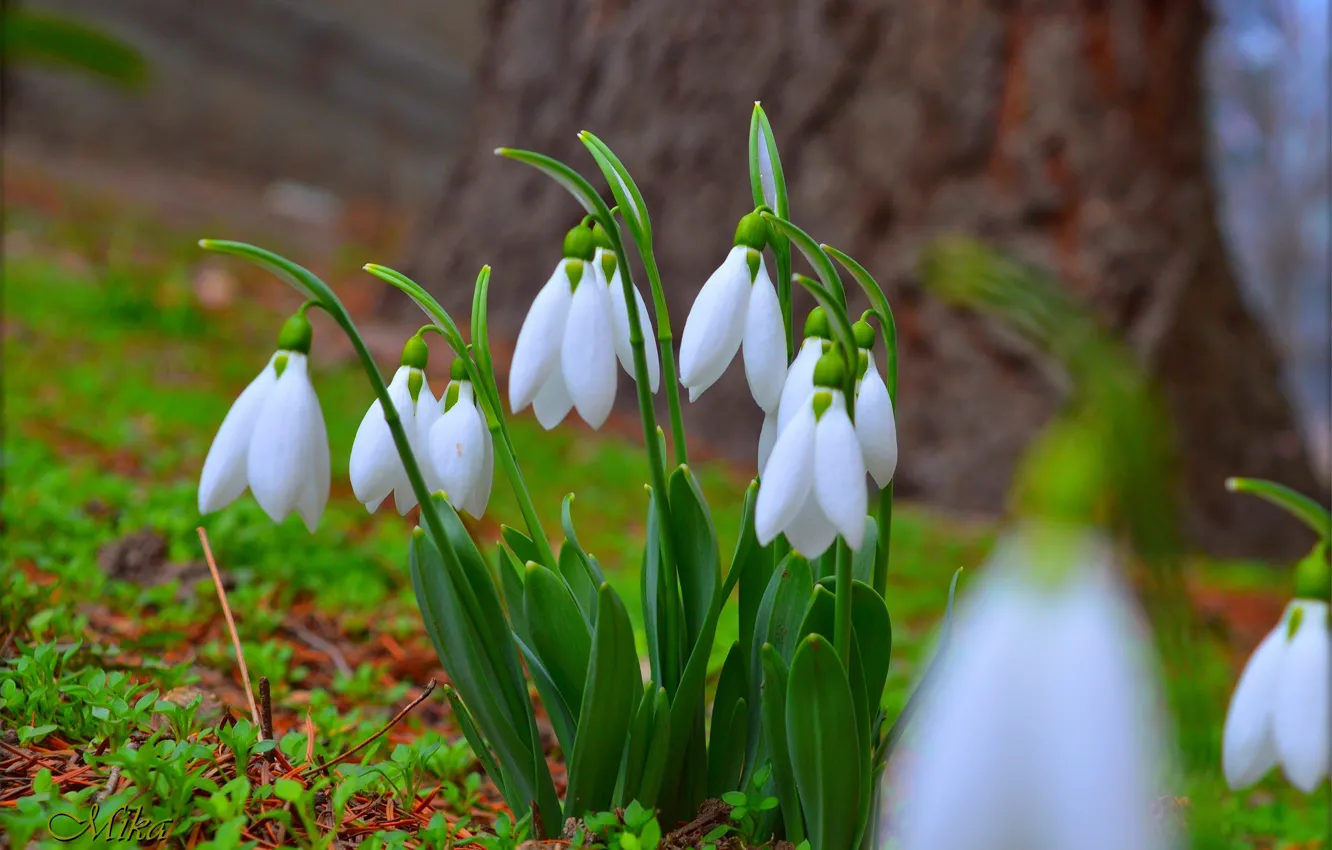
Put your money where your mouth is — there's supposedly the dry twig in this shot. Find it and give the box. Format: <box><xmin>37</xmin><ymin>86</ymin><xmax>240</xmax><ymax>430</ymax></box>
<box><xmin>197</xmin><ymin>527</ymin><xmax>261</xmax><ymax>729</ymax></box>
<box><xmin>311</xmin><ymin>680</ymin><xmax>438</xmax><ymax>774</ymax></box>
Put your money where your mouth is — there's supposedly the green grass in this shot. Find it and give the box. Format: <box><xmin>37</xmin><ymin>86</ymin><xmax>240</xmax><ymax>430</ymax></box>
<box><xmin>2</xmin><ymin>209</ymin><xmax>1328</xmax><ymax>847</ymax></box>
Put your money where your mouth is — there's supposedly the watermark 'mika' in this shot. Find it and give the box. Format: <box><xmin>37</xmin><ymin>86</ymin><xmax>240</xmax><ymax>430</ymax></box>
<box><xmin>48</xmin><ymin>804</ymin><xmax>173</xmax><ymax>843</ymax></box>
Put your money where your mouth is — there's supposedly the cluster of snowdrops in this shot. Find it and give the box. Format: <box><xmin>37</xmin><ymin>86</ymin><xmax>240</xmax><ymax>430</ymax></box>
<box><xmin>193</xmin><ymin>106</ymin><xmax>1329</xmax><ymax>849</ymax></box>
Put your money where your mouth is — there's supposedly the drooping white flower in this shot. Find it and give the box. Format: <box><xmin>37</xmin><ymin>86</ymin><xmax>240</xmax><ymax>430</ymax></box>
<box><xmin>349</xmin><ymin>336</ymin><xmax>435</xmax><ymax>515</ymax></box>
<box><xmin>775</xmin><ymin>310</ymin><xmax>832</xmax><ymax>433</ymax></box>
<box><xmin>679</xmin><ymin>213</ymin><xmax>787</xmax><ymax>411</ymax></box>
<box><xmin>509</xmin><ymin>225</ymin><xmax>618</xmax><ymax>429</ymax></box>
<box><xmin>757</xmin><ymin>411</ymin><xmax>778</xmax><ymax>476</ymax></box>
<box><xmin>428</xmin><ymin>366</ymin><xmax>494</xmax><ymax>519</ymax></box>
<box><xmin>1223</xmin><ymin>594</ymin><xmax>1330</xmax><ymax>793</ymax></box>
<box><xmin>198</xmin><ymin>311</ymin><xmax>329</xmax><ymax>532</ymax></box>
<box><xmin>889</xmin><ymin>524</ymin><xmax>1175</xmax><ymax>850</ymax></box>
<box><xmin>593</xmin><ymin>240</ymin><xmax>660</xmax><ymax>393</ymax></box>
<box><xmin>755</xmin><ymin>350</ymin><xmax>867</xmax><ymax>557</ymax></box>
<box><xmin>851</xmin><ymin>320</ymin><xmax>899</xmax><ymax>489</ymax></box>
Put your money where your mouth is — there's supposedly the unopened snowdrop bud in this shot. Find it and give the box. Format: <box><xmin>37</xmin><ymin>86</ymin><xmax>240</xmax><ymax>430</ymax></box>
<box><xmin>679</xmin><ymin>212</ymin><xmax>786</xmax><ymax>411</ymax></box>
<box><xmin>348</xmin><ymin>335</ymin><xmax>438</xmax><ymax>515</ymax></box>
<box><xmin>849</xmin><ymin>319</ymin><xmax>898</xmax><ymax>489</ymax></box>
<box><xmin>591</xmin><ymin>223</ymin><xmax>660</xmax><ymax>393</ymax></box>
<box><xmin>755</xmin><ymin>349</ymin><xmax>868</xmax><ymax>557</ymax></box>
<box><xmin>428</xmin><ymin>361</ymin><xmax>494</xmax><ymax>519</ymax></box>
<box><xmin>776</xmin><ymin>308</ymin><xmax>833</xmax><ymax>432</ymax></box>
<box><xmin>510</xmin><ymin>223</ymin><xmax>618</xmax><ymax>429</ymax></box>
<box><xmin>891</xmin><ymin>524</ymin><xmax>1174</xmax><ymax>850</ymax></box>
<box><xmin>1223</xmin><ymin>542</ymin><xmax>1330</xmax><ymax>793</ymax></box>
<box><xmin>198</xmin><ymin>308</ymin><xmax>330</xmax><ymax>532</ymax></box>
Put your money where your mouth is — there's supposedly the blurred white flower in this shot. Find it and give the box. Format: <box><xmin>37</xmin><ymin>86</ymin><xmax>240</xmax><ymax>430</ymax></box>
<box><xmin>755</xmin><ymin>351</ymin><xmax>867</xmax><ymax>557</ymax></box>
<box><xmin>1223</xmin><ymin>597</ymin><xmax>1330</xmax><ymax>793</ymax></box>
<box><xmin>509</xmin><ymin>226</ymin><xmax>617</xmax><ymax>429</ymax></box>
<box><xmin>889</xmin><ymin>525</ymin><xmax>1175</xmax><ymax>850</ymax></box>
<box><xmin>679</xmin><ymin>213</ymin><xmax>786</xmax><ymax>411</ymax></box>
<box><xmin>198</xmin><ymin>313</ymin><xmax>329</xmax><ymax>533</ymax></box>
<box><xmin>350</xmin><ymin>337</ymin><xmax>435</xmax><ymax>515</ymax></box>
<box><xmin>428</xmin><ymin>376</ymin><xmax>494</xmax><ymax>519</ymax></box>
<box><xmin>593</xmin><ymin>243</ymin><xmax>660</xmax><ymax>393</ymax></box>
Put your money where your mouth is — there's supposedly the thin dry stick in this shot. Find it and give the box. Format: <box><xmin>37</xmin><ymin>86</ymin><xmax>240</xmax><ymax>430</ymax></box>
<box><xmin>311</xmin><ymin>679</ymin><xmax>437</xmax><ymax>774</ymax></box>
<box><xmin>197</xmin><ymin>527</ymin><xmax>261</xmax><ymax>729</ymax></box>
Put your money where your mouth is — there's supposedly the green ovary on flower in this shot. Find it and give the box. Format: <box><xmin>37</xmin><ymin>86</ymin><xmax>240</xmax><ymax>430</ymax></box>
<box><xmin>276</xmin><ymin>309</ymin><xmax>314</xmax><ymax>354</ymax></box>
<box><xmin>563</xmin><ymin>223</ymin><xmax>596</xmax><ymax>261</ymax></box>
<box><xmin>804</xmin><ymin>306</ymin><xmax>831</xmax><ymax>341</ymax></box>
<box><xmin>400</xmin><ymin>334</ymin><xmax>429</xmax><ymax>370</ymax></box>
<box><xmin>733</xmin><ymin>211</ymin><xmax>769</xmax><ymax>251</ymax></box>
<box><xmin>1293</xmin><ymin>541</ymin><xmax>1331</xmax><ymax>601</ymax></box>
<box><xmin>812</xmin><ymin>349</ymin><xmax>846</xmax><ymax>389</ymax></box>
<box><xmin>852</xmin><ymin>319</ymin><xmax>875</xmax><ymax>349</ymax></box>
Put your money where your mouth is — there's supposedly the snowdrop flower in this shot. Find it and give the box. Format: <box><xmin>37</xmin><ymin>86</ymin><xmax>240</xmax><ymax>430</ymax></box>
<box><xmin>679</xmin><ymin>212</ymin><xmax>786</xmax><ymax>411</ymax></box>
<box><xmin>509</xmin><ymin>224</ymin><xmax>617</xmax><ymax>429</ymax></box>
<box><xmin>851</xmin><ymin>319</ymin><xmax>899</xmax><ymax>489</ymax></box>
<box><xmin>755</xmin><ymin>349</ymin><xmax>867</xmax><ymax>557</ymax></box>
<box><xmin>198</xmin><ymin>309</ymin><xmax>330</xmax><ymax>532</ymax></box>
<box><xmin>774</xmin><ymin>308</ymin><xmax>833</xmax><ymax>433</ymax></box>
<box><xmin>890</xmin><ymin>524</ymin><xmax>1174</xmax><ymax>850</ymax></box>
<box><xmin>591</xmin><ymin>224</ymin><xmax>659</xmax><ymax>393</ymax></box>
<box><xmin>1223</xmin><ymin>543</ymin><xmax>1331</xmax><ymax>793</ymax></box>
<box><xmin>348</xmin><ymin>335</ymin><xmax>436</xmax><ymax>515</ymax></box>
<box><xmin>428</xmin><ymin>357</ymin><xmax>494</xmax><ymax>519</ymax></box>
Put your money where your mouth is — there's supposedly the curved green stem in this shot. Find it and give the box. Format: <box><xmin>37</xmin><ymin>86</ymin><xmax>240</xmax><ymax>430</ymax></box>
<box><xmin>362</xmin><ymin>263</ymin><xmax>558</xmax><ymax>571</ymax></box>
<box><xmin>1226</xmin><ymin>477</ymin><xmax>1331</xmax><ymax>540</ymax></box>
<box><xmin>199</xmin><ymin>240</ymin><xmax>451</xmax><ymax>568</ymax></box>
<box><xmin>640</xmin><ymin>244</ymin><xmax>689</xmax><ymax>466</ymax></box>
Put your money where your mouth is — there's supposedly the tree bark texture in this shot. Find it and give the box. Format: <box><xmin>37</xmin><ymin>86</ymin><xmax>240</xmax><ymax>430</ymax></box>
<box><xmin>398</xmin><ymin>0</ymin><xmax>1325</xmax><ymax>559</ymax></box>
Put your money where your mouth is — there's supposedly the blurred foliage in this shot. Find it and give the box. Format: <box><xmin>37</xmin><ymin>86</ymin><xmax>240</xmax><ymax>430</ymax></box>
<box><xmin>3</xmin><ymin>7</ymin><xmax>147</xmax><ymax>88</ymax></box>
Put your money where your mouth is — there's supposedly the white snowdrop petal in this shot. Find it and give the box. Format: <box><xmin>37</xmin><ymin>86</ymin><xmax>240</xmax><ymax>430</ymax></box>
<box><xmin>634</xmin><ymin>283</ymin><xmax>661</xmax><ymax>393</ymax></box>
<box><xmin>777</xmin><ymin>338</ymin><xmax>824</xmax><ymax>432</ymax></box>
<box><xmin>743</xmin><ymin>266</ymin><xmax>787</xmax><ymax>413</ymax></box>
<box><xmin>198</xmin><ymin>357</ymin><xmax>279</xmax><ymax>514</ymax></box>
<box><xmin>349</xmin><ymin>398</ymin><xmax>395</xmax><ymax>508</ymax></box>
<box><xmin>855</xmin><ymin>365</ymin><xmax>899</xmax><ymax>488</ymax></box>
<box><xmin>248</xmin><ymin>354</ymin><xmax>322</xmax><ymax>526</ymax></box>
<box><xmin>679</xmin><ymin>246</ymin><xmax>749</xmax><ymax>390</ymax></box>
<box><xmin>1274</xmin><ymin>601</ymin><xmax>1331</xmax><ymax>792</ymax></box>
<box><xmin>757</xmin><ymin>412</ymin><xmax>778</xmax><ymax>476</ymax></box>
<box><xmin>814</xmin><ymin>396</ymin><xmax>868</xmax><ymax>549</ymax></box>
<box><xmin>533</xmin><ymin>368</ymin><xmax>573</xmax><ymax>430</ymax></box>
<box><xmin>428</xmin><ymin>388</ymin><xmax>486</xmax><ymax>510</ymax></box>
<box><xmin>561</xmin><ymin>275</ymin><xmax>618</xmax><ymax>429</ymax></box>
<box><xmin>1033</xmin><ymin>560</ymin><xmax>1173</xmax><ymax>850</ymax></box>
<box><xmin>1223</xmin><ymin>618</ymin><xmax>1289</xmax><ymax>789</ymax></box>
<box><xmin>297</xmin><ymin>391</ymin><xmax>331</xmax><ymax>532</ymax></box>
<box><xmin>755</xmin><ymin>400</ymin><xmax>816</xmax><ymax>545</ymax></box>
<box><xmin>509</xmin><ymin>263</ymin><xmax>573</xmax><ymax>412</ymax></box>
<box><xmin>893</xmin><ymin>568</ymin><xmax>1035</xmax><ymax>850</ymax></box>
<box><xmin>781</xmin><ymin>495</ymin><xmax>837</xmax><ymax>560</ymax></box>
<box><xmin>416</xmin><ymin>383</ymin><xmax>444</xmax><ymax>494</ymax></box>
<box><xmin>466</xmin><ymin>420</ymin><xmax>495</xmax><ymax>519</ymax></box>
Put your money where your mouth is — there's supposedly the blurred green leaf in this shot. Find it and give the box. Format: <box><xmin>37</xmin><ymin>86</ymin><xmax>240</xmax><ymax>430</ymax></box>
<box><xmin>4</xmin><ymin>9</ymin><xmax>147</xmax><ymax>87</ymax></box>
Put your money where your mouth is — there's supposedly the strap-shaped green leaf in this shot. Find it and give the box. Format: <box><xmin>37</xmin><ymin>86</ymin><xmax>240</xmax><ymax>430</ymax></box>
<box><xmin>634</xmin><ymin>687</ymin><xmax>672</xmax><ymax>808</ymax></box>
<box><xmin>749</xmin><ymin>103</ymin><xmax>794</xmax><ymax>358</ymax></box>
<box><xmin>1226</xmin><ymin>477</ymin><xmax>1331</xmax><ymax>539</ymax></box>
<box><xmin>743</xmin><ymin>553</ymin><xmax>812</xmax><ymax>788</ymax></box>
<box><xmin>733</xmin><ymin>479</ymin><xmax>768</xmax><ymax>661</ymax></box>
<box><xmin>848</xmin><ymin>582</ymin><xmax>892</xmax><ymax>718</ymax></box>
<box><xmin>707</xmin><ymin>641</ymin><xmax>748</xmax><ymax>796</ymax></box>
<box><xmin>621</xmin><ymin>682</ymin><xmax>657</xmax><ymax>807</ymax></box>
<box><xmin>786</xmin><ymin>635</ymin><xmax>862</xmax><ymax>850</ymax></box>
<box><xmin>850</xmin><ymin>518</ymin><xmax>878</xmax><ymax>586</ymax></box>
<box><xmin>524</xmin><ymin>563</ymin><xmax>593</xmax><ymax>720</ymax></box>
<box><xmin>5</xmin><ymin>9</ymin><xmax>148</xmax><ymax>87</ymax></box>
<box><xmin>562</xmin><ymin>493</ymin><xmax>607</xmax><ymax>585</ymax></box>
<box><xmin>669</xmin><ymin>465</ymin><xmax>721</xmax><ymax>651</ymax></box>
<box><xmin>513</xmin><ymin>634</ymin><xmax>577</xmax><ymax>759</ymax></box>
<box><xmin>565</xmin><ymin>584</ymin><xmax>642</xmax><ymax>817</ymax></box>
<box><xmin>501</xmin><ymin>525</ymin><xmax>544</xmax><ymax>568</ymax></box>
<box><xmin>579</xmin><ymin>130</ymin><xmax>654</xmax><ymax>246</ymax></box>
<box><xmin>760</xmin><ymin>645</ymin><xmax>803</xmax><ymax>845</ymax></box>
<box><xmin>559</xmin><ymin>541</ymin><xmax>599</xmax><ymax>630</ymax></box>
<box><xmin>822</xmin><ymin>245</ymin><xmax>898</xmax><ymax>403</ymax></box>
<box><xmin>442</xmin><ymin>685</ymin><xmax>514</xmax><ymax>807</ymax></box>
<box><xmin>497</xmin><ymin>545</ymin><xmax>529</xmax><ymax>642</ymax></box>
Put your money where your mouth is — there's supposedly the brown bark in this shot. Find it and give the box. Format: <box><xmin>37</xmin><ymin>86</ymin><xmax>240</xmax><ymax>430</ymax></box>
<box><xmin>398</xmin><ymin>0</ymin><xmax>1325</xmax><ymax>559</ymax></box>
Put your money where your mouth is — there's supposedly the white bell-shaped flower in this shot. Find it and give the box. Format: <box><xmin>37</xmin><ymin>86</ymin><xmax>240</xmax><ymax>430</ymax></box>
<box><xmin>349</xmin><ymin>336</ymin><xmax>435</xmax><ymax>515</ymax></box>
<box><xmin>592</xmin><ymin>237</ymin><xmax>660</xmax><ymax>393</ymax></box>
<box><xmin>775</xmin><ymin>309</ymin><xmax>832</xmax><ymax>433</ymax></box>
<box><xmin>1223</xmin><ymin>583</ymin><xmax>1330</xmax><ymax>793</ymax></box>
<box><xmin>851</xmin><ymin>320</ymin><xmax>899</xmax><ymax>489</ymax></box>
<box><xmin>889</xmin><ymin>524</ymin><xmax>1174</xmax><ymax>850</ymax></box>
<box><xmin>509</xmin><ymin>225</ymin><xmax>618</xmax><ymax>429</ymax></box>
<box><xmin>198</xmin><ymin>311</ymin><xmax>329</xmax><ymax>532</ymax></box>
<box><xmin>679</xmin><ymin>213</ymin><xmax>787</xmax><ymax>411</ymax></box>
<box><xmin>755</xmin><ymin>350</ymin><xmax>867</xmax><ymax>557</ymax></box>
<box><xmin>428</xmin><ymin>368</ymin><xmax>494</xmax><ymax>519</ymax></box>
<box><xmin>757</xmin><ymin>411</ymin><xmax>778</xmax><ymax>476</ymax></box>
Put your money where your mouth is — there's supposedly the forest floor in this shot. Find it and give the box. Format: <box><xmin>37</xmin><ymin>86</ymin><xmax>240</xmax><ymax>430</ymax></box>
<box><xmin>1</xmin><ymin>164</ymin><xmax>1328</xmax><ymax>848</ymax></box>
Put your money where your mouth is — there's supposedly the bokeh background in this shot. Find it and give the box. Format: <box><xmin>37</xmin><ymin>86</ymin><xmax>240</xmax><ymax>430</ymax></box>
<box><xmin>3</xmin><ymin>0</ymin><xmax>1330</xmax><ymax>843</ymax></box>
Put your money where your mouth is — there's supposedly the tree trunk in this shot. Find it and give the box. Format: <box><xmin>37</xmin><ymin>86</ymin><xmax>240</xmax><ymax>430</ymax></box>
<box><xmin>397</xmin><ymin>0</ymin><xmax>1324</xmax><ymax>560</ymax></box>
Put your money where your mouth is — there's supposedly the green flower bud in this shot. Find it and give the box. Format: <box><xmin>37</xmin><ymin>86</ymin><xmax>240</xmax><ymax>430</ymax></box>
<box><xmin>812</xmin><ymin>349</ymin><xmax>847</xmax><ymax>389</ymax></box>
<box><xmin>590</xmin><ymin>222</ymin><xmax>614</xmax><ymax>252</ymax></box>
<box><xmin>276</xmin><ymin>310</ymin><xmax>313</xmax><ymax>354</ymax></box>
<box><xmin>400</xmin><ymin>334</ymin><xmax>429</xmax><ymax>370</ymax></box>
<box><xmin>804</xmin><ymin>307</ymin><xmax>832</xmax><ymax>341</ymax></box>
<box><xmin>563</xmin><ymin>225</ymin><xmax>596</xmax><ymax>261</ymax></box>
<box><xmin>852</xmin><ymin>320</ymin><xmax>876</xmax><ymax>350</ymax></box>
<box><xmin>449</xmin><ymin>357</ymin><xmax>469</xmax><ymax>381</ymax></box>
<box><xmin>1294</xmin><ymin>541</ymin><xmax>1331</xmax><ymax>601</ymax></box>
<box><xmin>733</xmin><ymin>212</ymin><xmax>770</xmax><ymax>252</ymax></box>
